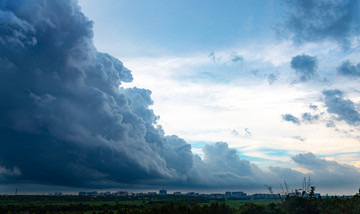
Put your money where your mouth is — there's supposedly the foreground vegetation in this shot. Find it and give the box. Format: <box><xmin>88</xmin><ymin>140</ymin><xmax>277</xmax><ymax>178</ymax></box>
<box><xmin>0</xmin><ymin>193</ymin><xmax>360</xmax><ymax>213</ymax></box>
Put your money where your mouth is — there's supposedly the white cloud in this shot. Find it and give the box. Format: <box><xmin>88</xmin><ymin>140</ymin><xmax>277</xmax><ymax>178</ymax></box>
<box><xmin>120</xmin><ymin>42</ymin><xmax>360</xmax><ymax>170</ymax></box>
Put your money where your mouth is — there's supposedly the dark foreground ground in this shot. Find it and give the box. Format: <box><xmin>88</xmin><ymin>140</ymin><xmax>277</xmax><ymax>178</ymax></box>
<box><xmin>0</xmin><ymin>194</ymin><xmax>360</xmax><ymax>214</ymax></box>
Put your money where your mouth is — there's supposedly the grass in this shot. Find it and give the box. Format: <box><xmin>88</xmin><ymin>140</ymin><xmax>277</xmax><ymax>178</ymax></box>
<box><xmin>0</xmin><ymin>195</ymin><xmax>278</xmax><ymax>212</ymax></box>
<box><xmin>225</xmin><ymin>199</ymin><xmax>278</xmax><ymax>209</ymax></box>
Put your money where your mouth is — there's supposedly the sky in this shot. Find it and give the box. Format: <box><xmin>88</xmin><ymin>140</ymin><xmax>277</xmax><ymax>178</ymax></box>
<box><xmin>0</xmin><ymin>0</ymin><xmax>360</xmax><ymax>195</ymax></box>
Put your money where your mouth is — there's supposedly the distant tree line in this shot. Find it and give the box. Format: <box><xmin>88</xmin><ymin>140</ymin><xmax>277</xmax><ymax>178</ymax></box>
<box><xmin>1</xmin><ymin>190</ymin><xmax>360</xmax><ymax>213</ymax></box>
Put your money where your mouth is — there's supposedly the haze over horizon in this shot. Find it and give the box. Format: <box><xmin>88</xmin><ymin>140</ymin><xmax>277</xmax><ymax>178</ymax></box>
<box><xmin>0</xmin><ymin>0</ymin><xmax>360</xmax><ymax>195</ymax></box>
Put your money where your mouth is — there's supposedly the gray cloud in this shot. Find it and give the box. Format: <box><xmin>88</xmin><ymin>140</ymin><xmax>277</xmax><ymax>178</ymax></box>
<box><xmin>231</xmin><ymin>55</ymin><xmax>243</xmax><ymax>63</ymax></box>
<box><xmin>309</xmin><ymin>104</ymin><xmax>318</xmax><ymax>110</ymax></box>
<box><xmin>291</xmin><ymin>54</ymin><xmax>318</xmax><ymax>82</ymax></box>
<box><xmin>268</xmin><ymin>152</ymin><xmax>360</xmax><ymax>192</ymax></box>
<box><xmin>268</xmin><ymin>166</ymin><xmax>304</xmax><ymax>185</ymax></box>
<box><xmin>323</xmin><ymin>89</ymin><xmax>360</xmax><ymax>126</ymax></box>
<box><xmin>208</xmin><ymin>51</ymin><xmax>216</xmax><ymax>63</ymax></box>
<box><xmin>231</xmin><ymin>129</ymin><xmax>240</xmax><ymax>136</ymax></box>
<box><xmin>244</xmin><ymin>128</ymin><xmax>252</xmax><ymax>137</ymax></box>
<box><xmin>292</xmin><ymin>153</ymin><xmax>360</xmax><ymax>188</ymax></box>
<box><xmin>267</xmin><ymin>71</ymin><xmax>280</xmax><ymax>85</ymax></box>
<box><xmin>190</xmin><ymin>142</ymin><xmax>269</xmax><ymax>189</ymax></box>
<box><xmin>231</xmin><ymin>128</ymin><xmax>252</xmax><ymax>138</ymax></box>
<box><xmin>230</xmin><ymin>128</ymin><xmax>252</xmax><ymax>137</ymax></box>
<box><xmin>266</xmin><ymin>152</ymin><xmax>360</xmax><ymax>192</ymax></box>
<box><xmin>282</xmin><ymin>114</ymin><xmax>301</xmax><ymax>125</ymax></box>
<box><xmin>281</xmin><ymin>0</ymin><xmax>360</xmax><ymax>49</ymax></box>
<box><xmin>302</xmin><ymin>112</ymin><xmax>319</xmax><ymax>123</ymax></box>
<box><xmin>0</xmin><ymin>9</ymin><xmax>37</xmax><ymax>48</ymax></box>
<box><xmin>326</xmin><ymin>120</ymin><xmax>336</xmax><ymax>128</ymax></box>
<box><xmin>337</xmin><ymin>60</ymin><xmax>360</xmax><ymax>77</ymax></box>
<box><xmin>291</xmin><ymin>136</ymin><xmax>305</xmax><ymax>142</ymax></box>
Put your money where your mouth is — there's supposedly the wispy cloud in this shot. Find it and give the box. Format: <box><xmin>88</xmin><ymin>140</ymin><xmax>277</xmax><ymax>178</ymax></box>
<box><xmin>292</xmin><ymin>136</ymin><xmax>305</xmax><ymax>142</ymax></box>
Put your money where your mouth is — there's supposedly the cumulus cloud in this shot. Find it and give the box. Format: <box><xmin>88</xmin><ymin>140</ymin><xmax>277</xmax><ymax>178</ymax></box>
<box><xmin>282</xmin><ymin>114</ymin><xmax>301</xmax><ymax>125</ymax></box>
<box><xmin>291</xmin><ymin>54</ymin><xmax>318</xmax><ymax>82</ymax></box>
<box><xmin>292</xmin><ymin>153</ymin><xmax>360</xmax><ymax>188</ymax></box>
<box><xmin>0</xmin><ymin>0</ymin><xmax>195</xmax><ymax>188</ymax></box>
<box><xmin>193</xmin><ymin>145</ymin><xmax>360</xmax><ymax>191</ymax></box>
<box><xmin>190</xmin><ymin>142</ymin><xmax>268</xmax><ymax>189</ymax></box>
<box><xmin>281</xmin><ymin>0</ymin><xmax>360</xmax><ymax>49</ymax></box>
<box><xmin>337</xmin><ymin>60</ymin><xmax>360</xmax><ymax>77</ymax></box>
<box><xmin>269</xmin><ymin>153</ymin><xmax>360</xmax><ymax>191</ymax></box>
<box><xmin>323</xmin><ymin>89</ymin><xmax>360</xmax><ymax>126</ymax></box>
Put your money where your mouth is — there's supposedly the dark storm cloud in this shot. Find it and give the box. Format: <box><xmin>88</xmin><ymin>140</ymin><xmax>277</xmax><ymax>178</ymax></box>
<box><xmin>337</xmin><ymin>60</ymin><xmax>360</xmax><ymax>77</ymax></box>
<box><xmin>291</xmin><ymin>54</ymin><xmax>317</xmax><ymax>82</ymax></box>
<box><xmin>282</xmin><ymin>114</ymin><xmax>301</xmax><ymax>125</ymax></box>
<box><xmin>281</xmin><ymin>0</ymin><xmax>360</xmax><ymax>49</ymax></box>
<box><xmin>0</xmin><ymin>0</ymin><xmax>195</xmax><ymax>187</ymax></box>
<box><xmin>323</xmin><ymin>89</ymin><xmax>360</xmax><ymax>126</ymax></box>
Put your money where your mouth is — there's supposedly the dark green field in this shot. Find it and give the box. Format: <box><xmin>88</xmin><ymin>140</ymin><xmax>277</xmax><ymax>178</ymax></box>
<box><xmin>0</xmin><ymin>194</ymin><xmax>359</xmax><ymax>213</ymax></box>
<box><xmin>0</xmin><ymin>195</ymin><xmax>278</xmax><ymax>213</ymax></box>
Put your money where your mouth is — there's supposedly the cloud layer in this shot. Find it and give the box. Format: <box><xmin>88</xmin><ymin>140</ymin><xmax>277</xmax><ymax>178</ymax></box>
<box><xmin>1</xmin><ymin>0</ymin><xmax>360</xmax><ymax>193</ymax></box>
